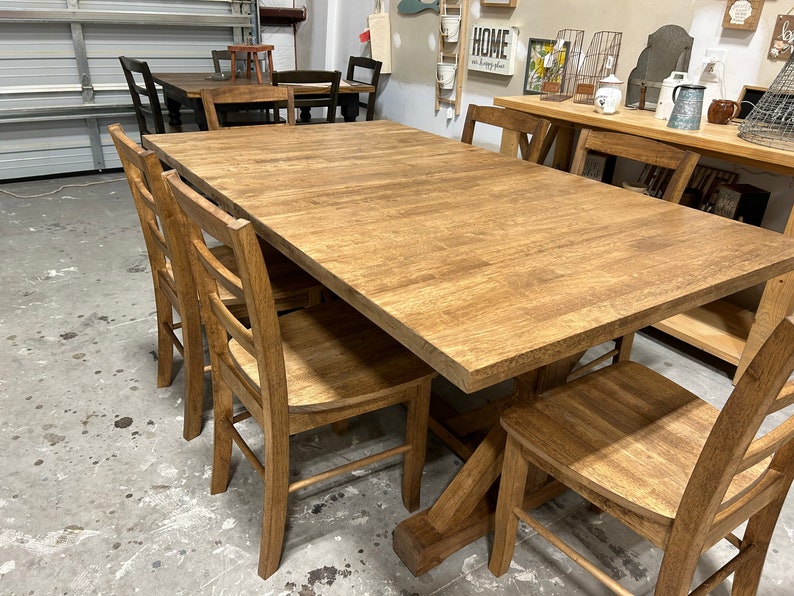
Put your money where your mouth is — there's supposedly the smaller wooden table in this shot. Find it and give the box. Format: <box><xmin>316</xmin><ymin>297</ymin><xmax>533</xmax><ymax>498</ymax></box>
<box><xmin>153</xmin><ymin>72</ymin><xmax>376</xmax><ymax>128</ymax></box>
<box><xmin>227</xmin><ymin>43</ymin><xmax>274</xmax><ymax>84</ymax></box>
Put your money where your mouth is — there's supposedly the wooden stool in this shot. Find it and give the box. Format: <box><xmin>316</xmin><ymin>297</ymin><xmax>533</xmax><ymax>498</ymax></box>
<box><xmin>227</xmin><ymin>44</ymin><xmax>274</xmax><ymax>84</ymax></box>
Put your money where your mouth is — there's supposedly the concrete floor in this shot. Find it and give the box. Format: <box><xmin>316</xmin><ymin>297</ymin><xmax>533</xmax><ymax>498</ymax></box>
<box><xmin>1</xmin><ymin>171</ymin><xmax>793</xmax><ymax>595</ymax></box>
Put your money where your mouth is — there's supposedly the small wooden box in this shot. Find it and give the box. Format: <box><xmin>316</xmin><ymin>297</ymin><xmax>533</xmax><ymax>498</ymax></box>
<box><xmin>711</xmin><ymin>183</ymin><xmax>770</xmax><ymax>226</ymax></box>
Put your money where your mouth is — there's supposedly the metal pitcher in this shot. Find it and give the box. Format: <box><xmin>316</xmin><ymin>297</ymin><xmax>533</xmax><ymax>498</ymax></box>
<box><xmin>666</xmin><ymin>84</ymin><xmax>706</xmax><ymax>130</ymax></box>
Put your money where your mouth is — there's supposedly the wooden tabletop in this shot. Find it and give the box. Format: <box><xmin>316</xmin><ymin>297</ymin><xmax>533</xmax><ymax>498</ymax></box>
<box><xmin>143</xmin><ymin>121</ymin><xmax>794</xmax><ymax>393</ymax></box>
<box><xmin>493</xmin><ymin>94</ymin><xmax>794</xmax><ymax>176</ymax></box>
<box><xmin>153</xmin><ymin>72</ymin><xmax>374</xmax><ymax>98</ymax></box>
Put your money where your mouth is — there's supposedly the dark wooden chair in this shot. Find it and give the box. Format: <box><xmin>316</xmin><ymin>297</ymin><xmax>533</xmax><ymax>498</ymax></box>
<box><xmin>343</xmin><ymin>56</ymin><xmax>382</xmax><ymax>121</ymax></box>
<box><xmin>119</xmin><ymin>56</ymin><xmax>193</xmax><ymax>141</ymax></box>
<box><xmin>490</xmin><ymin>313</ymin><xmax>794</xmax><ymax>595</ymax></box>
<box><xmin>108</xmin><ymin>123</ymin><xmax>325</xmax><ymax>440</ymax></box>
<box><xmin>461</xmin><ymin>104</ymin><xmax>552</xmax><ymax>163</ymax></box>
<box><xmin>161</xmin><ymin>169</ymin><xmax>435</xmax><ymax>579</ymax></box>
<box><xmin>201</xmin><ymin>85</ymin><xmax>296</xmax><ymax>129</ymax></box>
<box><xmin>210</xmin><ymin>49</ymin><xmax>246</xmax><ymax>76</ymax></box>
<box><xmin>272</xmin><ymin>69</ymin><xmax>341</xmax><ymax>124</ymax></box>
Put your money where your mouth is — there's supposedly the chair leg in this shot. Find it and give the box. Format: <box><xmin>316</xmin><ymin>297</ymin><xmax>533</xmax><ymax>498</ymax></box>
<box><xmin>180</xmin><ymin>314</ymin><xmax>205</xmax><ymax>441</ymax></box>
<box><xmin>258</xmin><ymin>429</ymin><xmax>290</xmax><ymax>579</ymax></box>
<box><xmin>402</xmin><ymin>381</ymin><xmax>431</xmax><ymax>512</ymax></box>
<box><xmin>210</xmin><ymin>376</ymin><xmax>234</xmax><ymax>495</ymax></box>
<box><xmin>731</xmin><ymin>487</ymin><xmax>792</xmax><ymax>594</ymax></box>
<box><xmin>489</xmin><ymin>434</ymin><xmax>530</xmax><ymax>577</ymax></box>
<box><xmin>155</xmin><ymin>294</ymin><xmax>174</xmax><ymax>388</ymax></box>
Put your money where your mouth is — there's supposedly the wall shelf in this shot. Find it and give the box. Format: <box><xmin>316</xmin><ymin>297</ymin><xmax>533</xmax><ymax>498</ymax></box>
<box><xmin>436</xmin><ymin>0</ymin><xmax>468</xmax><ymax>115</ymax></box>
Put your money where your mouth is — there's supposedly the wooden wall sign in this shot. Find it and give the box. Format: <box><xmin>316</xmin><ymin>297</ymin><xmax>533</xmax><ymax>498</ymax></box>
<box><xmin>722</xmin><ymin>0</ymin><xmax>764</xmax><ymax>31</ymax></box>
<box><xmin>468</xmin><ymin>23</ymin><xmax>518</xmax><ymax>75</ymax></box>
<box><xmin>769</xmin><ymin>14</ymin><xmax>794</xmax><ymax>60</ymax></box>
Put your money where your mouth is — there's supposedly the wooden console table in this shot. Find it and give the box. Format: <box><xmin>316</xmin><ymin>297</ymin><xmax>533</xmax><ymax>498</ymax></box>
<box><xmin>494</xmin><ymin>94</ymin><xmax>794</xmax><ymax>381</ymax></box>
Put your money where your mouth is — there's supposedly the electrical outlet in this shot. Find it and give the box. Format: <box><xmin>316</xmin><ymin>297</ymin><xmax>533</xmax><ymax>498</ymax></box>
<box><xmin>703</xmin><ymin>48</ymin><xmax>728</xmax><ymax>65</ymax></box>
<box><xmin>447</xmin><ymin>107</ymin><xmax>454</xmax><ymax>120</ymax></box>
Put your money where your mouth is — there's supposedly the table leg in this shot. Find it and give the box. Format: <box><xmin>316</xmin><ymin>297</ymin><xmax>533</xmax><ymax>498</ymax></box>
<box><xmin>164</xmin><ymin>94</ymin><xmax>183</xmax><ymax>126</ymax></box>
<box><xmin>393</xmin><ymin>355</ymin><xmax>580</xmax><ymax>575</ymax></box>
<box><xmin>230</xmin><ymin>51</ymin><xmax>238</xmax><ymax>81</ymax></box>
<box><xmin>299</xmin><ymin>107</ymin><xmax>312</xmax><ymax>123</ymax></box>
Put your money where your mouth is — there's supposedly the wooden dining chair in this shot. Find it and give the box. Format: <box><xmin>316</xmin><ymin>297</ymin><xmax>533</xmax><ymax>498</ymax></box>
<box><xmin>271</xmin><ymin>69</ymin><xmax>341</xmax><ymax>124</ymax></box>
<box><xmin>161</xmin><ymin>169</ymin><xmax>435</xmax><ymax>579</ymax></box>
<box><xmin>490</xmin><ymin>314</ymin><xmax>794</xmax><ymax>595</ymax></box>
<box><xmin>570</xmin><ymin>128</ymin><xmax>700</xmax><ymax>203</ymax></box>
<box><xmin>200</xmin><ymin>85</ymin><xmax>296</xmax><ymax>130</ymax></box>
<box><xmin>461</xmin><ymin>104</ymin><xmax>552</xmax><ymax>164</ymax></box>
<box><xmin>344</xmin><ymin>56</ymin><xmax>382</xmax><ymax>121</ymax></box>
<box><xmin>119</xmin><ymin>56</ymin><xmax>193</xmax><ymax>141</ymax></box>
<box><xmin>566</xmin><ymin>129</ymin><xmax>701</xmax><ymax>372</ymax></box>
<box><xmin>108</xmin><ymin>123</ymin><xmax>325</xmax><ymax>440</ymax></box>
<box><xmin>210</xmin><ymin>49</ymin><xmax>245</xmax><ymax>76</ymax></box>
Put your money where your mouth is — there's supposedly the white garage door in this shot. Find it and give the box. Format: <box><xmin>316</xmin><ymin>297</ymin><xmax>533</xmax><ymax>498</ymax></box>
<box><xmin>0</xmin><ymin>0</ymin><xmax>253</xmax><ymax>180</ymax></box>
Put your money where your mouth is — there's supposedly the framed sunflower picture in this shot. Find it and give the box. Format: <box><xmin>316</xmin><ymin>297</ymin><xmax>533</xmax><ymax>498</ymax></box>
<box><xmin>524</xmin><ymin>38</ymin><xmax>570</xmax><ymax>95</ymax></box>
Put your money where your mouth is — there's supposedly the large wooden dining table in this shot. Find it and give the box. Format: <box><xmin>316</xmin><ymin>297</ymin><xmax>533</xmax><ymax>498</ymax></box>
<box><xmin>153</xmin><ymin>71</ymin><xmax>375</xmax><ymax>128</ymax></box>
<box><xmin>143</xmin><ymin>120</ymin><xmax>794</xmax><ymax>575</ymax></box>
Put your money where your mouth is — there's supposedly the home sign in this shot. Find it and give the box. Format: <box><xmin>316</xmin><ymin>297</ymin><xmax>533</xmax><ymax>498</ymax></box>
<box><xmin>468</xmin><ymin>23</ymin><xmax>518</xmax><ymax>75</ymax></box>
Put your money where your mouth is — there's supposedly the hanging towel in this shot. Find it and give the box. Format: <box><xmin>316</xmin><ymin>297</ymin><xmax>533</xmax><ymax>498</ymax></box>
<box><xmin>369</xmin><ymin>0</ymin><xmax>392</xmax><ymax>73</ymax></box>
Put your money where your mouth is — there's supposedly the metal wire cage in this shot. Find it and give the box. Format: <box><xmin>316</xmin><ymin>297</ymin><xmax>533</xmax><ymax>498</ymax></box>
<box><xmin>573</xmin><ymin>31</ymin><xmax>623</xmax><ymax>104</ymax></box>
<box><xmin>738</xmin><ymin>54</ymin><xmax>794</xmax><ymax>150</ymax></box>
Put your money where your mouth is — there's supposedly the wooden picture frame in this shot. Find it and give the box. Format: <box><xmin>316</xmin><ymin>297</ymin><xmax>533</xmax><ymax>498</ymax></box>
<box><xmin>736</xmin><ymin>85</ymin><xmax>767</xmax><ymax>120</ymax></box>
<box><xmin>481</xmin><ymin>0</ymin><xmax>517</xmax><ymax>7</ymax></box>
<box><xmin>524</xmin><ymin>38</ymin><xmax>570</xmax><ymax>95</ymax></box>
<box><xmin>722</xmin><ymin>0</ymin><xmax>764</xmax><ymax>31</ymax></box>
<box><xmin>768</xmin><ymin>14</ymin><xmax>794</xmax><ymax>61</ymax></box>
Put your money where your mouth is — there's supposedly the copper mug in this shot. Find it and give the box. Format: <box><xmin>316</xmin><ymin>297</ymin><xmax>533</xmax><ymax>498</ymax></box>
<box><xmin>707</xmin><ymin>99</ymin><xmax>741</xmax><ymax>125</ymax></box>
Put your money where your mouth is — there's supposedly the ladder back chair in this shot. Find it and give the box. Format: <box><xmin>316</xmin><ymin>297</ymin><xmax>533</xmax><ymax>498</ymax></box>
<box><xmin>567</xmin><ymin>128</ymin><xmax>700</xmax><ymax>371</ymax></box>
<box><xmin>108</xmin><ymin>123</ymin><xmax>325</xmax><ymax>440</ymax></box>
<box><xmin>490</xmin><ymin>314</ymin><xmax>794</xmax><ymax>595</ymax></box>
<box><xmin>161</xmin><ymin>170</ymin><xmax>436</xmax><ymax>579</ymax></box>
<box><xmin>571</xmin><ymin>128</ymin><xmax>700</xmax><ymax>203</ymax></box>
<box><xmin>344</xmin><ymin>56</ymin><xmax>382</xmax><ymax>121</ymax></box>
<box><xmin>119</xmin><ymin>56</ymin><xmax>193</xmax><ymax>141</ymax></box>
<box><xmin>201</xmin><ymin>85</ymin><xmax>296</xmax><ymax>130</ymax></box>
<box><xmin>272</xmin><ymin>69</ymin><xmax>341</xmax><ymax>124</ymax></box>
<box><xmin>461</xmin><ymin>104</ymin><xmax>553</xmax><ymax>164</ymax></box>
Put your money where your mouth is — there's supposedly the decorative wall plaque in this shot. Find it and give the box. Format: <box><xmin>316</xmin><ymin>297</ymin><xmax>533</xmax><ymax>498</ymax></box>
<box><xmin>468</xmin><ymin>23</ymin><xmax>518</xmax><ymax>75</ymax></box>
<box><xmin>769</xmin><ymin>14</ymin><xmax>794</xmax><ymax>60</ymax></box>
<box><xmin>722</xmin><ymin>0</ymin><xmax>764</xmax><ymax>31</ymax></box>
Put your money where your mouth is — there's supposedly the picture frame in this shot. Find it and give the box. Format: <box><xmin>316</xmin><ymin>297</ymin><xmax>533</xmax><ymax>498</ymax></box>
<box><xmin>524</xmin><ymin>38</ymin><xmax>570</xmax><ymax>95</ymax></box>
<box><xmin>736</xmin><ymin>85</ymin><xmax>767</xmax><ymax>120</ymax></box>
<box><xmin>722</xmin><ymin>0</ymin><xmax>764</xmax><ymax>31</ymax></box>
<box><xmin>481</xmin><ymin>0</ymin><xmax>517</xmax><ymax>6</ymax></box>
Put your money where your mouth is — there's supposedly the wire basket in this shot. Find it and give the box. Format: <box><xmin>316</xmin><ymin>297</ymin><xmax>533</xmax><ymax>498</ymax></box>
<box><xmin>738</xmin><ymin>54</ymin><xmax>794</xmax><ymax>151</ymax></box>
<box><xmin>540</xmin><ymin>29</ymin><xmax>584</xmax><ymax>102</ymax></box>
<box><xmin>573</xmin><ymin>31</ymin><xmax>623</xmax><ymax>104</ymax></box>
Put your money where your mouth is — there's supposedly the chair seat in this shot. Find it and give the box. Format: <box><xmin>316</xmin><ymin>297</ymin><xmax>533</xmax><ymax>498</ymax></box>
<box><xmin>501</xmin><ymin>361</ymin><xmax>772</xmax><ymax>545</ymax></box>
<box><xmin>230</xmin><ymin>300</ymin><xmax>435</xmax><ymax>417</ymax></box>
